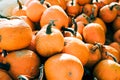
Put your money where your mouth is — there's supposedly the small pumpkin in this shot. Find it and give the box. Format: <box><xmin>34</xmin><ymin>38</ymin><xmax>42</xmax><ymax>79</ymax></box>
<box><xmin>35</xmin><ymin>20</ymin><xmax>64</xmax><ymax>57</ymax></box>
<box><xmin>93</xmin><ymin>59</ymin><xmax>120</xmax><ymax>80</ymax></box>
<box><xmin>83</xmin><ymin>23</ymin><xmax>105</xmax><ymax>44</ymax></box>
<box><xmin>40</xmin><ymin>5</ymin><xmax>69</xmax><ymax>30</ymax></box>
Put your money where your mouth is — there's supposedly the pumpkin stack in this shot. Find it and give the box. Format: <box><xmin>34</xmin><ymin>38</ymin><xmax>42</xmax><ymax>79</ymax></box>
<box><xmin>0</xmin><ymin>0</ymin><xmax>120</xmax><ymax>80</ymax></box>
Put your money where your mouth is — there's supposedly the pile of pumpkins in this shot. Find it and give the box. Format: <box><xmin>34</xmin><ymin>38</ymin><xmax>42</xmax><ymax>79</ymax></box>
<box><xmin>0</xmin><ymin>0</ymin><xmax>120</xmax><ymax>80</ymax></box>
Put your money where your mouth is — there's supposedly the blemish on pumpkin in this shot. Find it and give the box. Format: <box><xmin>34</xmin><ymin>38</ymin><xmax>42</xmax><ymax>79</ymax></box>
<box><xmin>68</xmin><ymin>72</ymin><xmax>72</xmax><ymax>76</ymax></box>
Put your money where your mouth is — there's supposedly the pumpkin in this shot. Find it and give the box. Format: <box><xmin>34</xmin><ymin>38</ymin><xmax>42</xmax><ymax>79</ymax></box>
<box><xmin>0</xmin><ymin>69</ymin><xmax>12</xmax><ymax>80</ymax></box>
<box><xmin>26</xmin><ymin>0</ymin><xmax>47</xmax><ymax>22</ymax></box>
<box><xmin>93</xmin><ymin>59</ymin><xmax>120</xmax><ymax>80</ymax></box>
<box><xmin>0</xmin><ymin>18</ymin><xmax>32</xmax><ymax>51</ymax></box>
<box><xmin>62</xmin><ymin>37</ymin><xmax>89</xmax><ymax>65</ymax></box>
<box><xmin>66</xmin><ymin>0</ymin><xmax>80</xmax><ymax>17</ymax></box>
<box><xmin>83</xmin><ymin>23</ymin><xmax>105</xmax><ymax>44</ymax></box>
<box><xmin>3</xmin><ymin>49</ymin><xmax>40</xmax><ymax>80</ymax></box>
<box><xmin>12</xmin><ymin>0</ymin><xmax>27</xmax><ymax>16</ymax></box>
<box><xmin>99</xmin><ymin>3</ymin><xmax>117</xmax><ymax>23</ymax></box>
<box><xmin>85</xmin><ymin>43</ymin><xmax>102</xmax><ymax>68</ymax></box>
<box><xmin>44</xmin><ymin>53</ymin><xmax>84</xmax><ymax>80</ymax></box>
<box><xmin>35</xmin><ymin>21</ymin><xmax>64</xmax><ymax>57</ymax></box>
<box><xmin>40</xmin><ymin>5</ymin><xmax>69</xmax><ymax>30</ymax></box>
<box><xmin>101</xmin><ymin>45</ymin><xmax>120</xmax><ymax>63</ymax></box>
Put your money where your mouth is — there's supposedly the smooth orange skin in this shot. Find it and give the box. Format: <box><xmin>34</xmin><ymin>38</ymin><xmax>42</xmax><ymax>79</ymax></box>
<box><xmin>12</xmin><ymin>6</ymin><xmax>27</xmax><ymax>16</ymax></box>
<box><xmin>66</xmin><ymin>0</ymin><xmax>80</xmax><ymax>17</ymax></box>
<box><xmin>93</xmin><ymin>59</ymin><xmax>120</xmax><ymax>80</ymax></box>
<box><xmin>3</xmin><ymin>49</ymin><xmax>40</xmax><ymax>80</ymax></box>
<box><xmin>35</xmin><ymin>24</ymin><xmax>64</xmax><ymax>57</ymax></box>
<box><xmin>45</xmin><ymin>0</ymin><xmax>67</xmax><ymax>10</ymax></box>
<box><xmin>0</xmin><ymin>69</ymin><xmax>12</xmax><ymax>80</ymax></box>
<box><xmin>93</xmin><ymin>17</ymin><xmax>107</xmax><ymax>33</ymax></box>
<box><xmin>45</xmin><ymin>53</ymin><xmax>84</xmax><ymax>80</ymax></box>
<box><xmin>26</xmin><ymin>0</ymin><xmax>47</xmax><ymax>22</ymax></box>
<box><xmin>62</xmin><ymin>37</ymin><xmax>89</xmax><ymax>65</ymax></box>
<box><xmin>78</xmin><ymin>0</ymin><xmax>91</xmax><ymax>5</ymax></box>
<box><xmin>83</xmin><ymin>23</ymin><xmax>105</xmax><ymax>44</ymax></box>
<box><xmin>0</xmin><ymin>19</ymin><xmax>32</xmax><ymax>51</ymax></box>
<box><xmin>99</xmin><ymin>4</ymin><xmax>117</xmax><ymax>23</ymax></box>
<box><xmin>40</xmin><ymin>5</ymin><xmax>69</xmax><ymax>30</ymax></box>
<box><xmin>75</xmin><ymin>13</ymin><xmax>89</xmax><ymax>25</ymax></box>
<box><xmin>83</xmin><ymin>4</ymin><xmax>98</xmax><ymax>17</ymax></box>
<box><xmin>112</xmin><ymin>16</ymin><xmax>120</xmax><ymax>31</ymax></box>
<box><xmin>113</xmin><ymin>29</ymin><xmax>120</xmax><ymax>43</ymax></box>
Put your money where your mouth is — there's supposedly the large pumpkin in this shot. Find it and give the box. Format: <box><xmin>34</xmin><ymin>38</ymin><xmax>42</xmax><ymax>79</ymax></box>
<box><xmin>0</xmin><ymin>18</ymin><xmax>32</xmax><ymax>51</ymax></box>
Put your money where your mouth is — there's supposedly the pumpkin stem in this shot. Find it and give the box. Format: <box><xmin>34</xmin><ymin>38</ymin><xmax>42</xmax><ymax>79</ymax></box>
<box><xmin>61</xmin><ymin>27</ymin><xmax>75</xmax><ymax>36</ymax></box>
<box><xmin>0</xmin><ymin>15</ymin><xmax>10</xmax><ymax>20</ymax></box>
<box><xmin>90</xmin><ymin>7</ymin><xmax>96</xmax><ymax>21</ymax></box>
<box><xmin>91</xmin><ymin>43</ymin><xmax>103</xmax><ymax>53</ymax></box>
<box><xmin>0</xmin><ymin>63</ymin><xmax>10</xmax><ymax>71</ymax></box>
<box><xmin>71</xmin><ymin>0</ymin><xmax>74</xmax><ymax>5</ymax></box>
<box><xmin>104</xmin><ymin>52</ymin><xmax>117</xmax><ymax>62</ymax></box>
<box><xmin>17</xmin><ymin>0</ymin><xmax>22</xmax><ymax>9</ymax></box>
<box><xmin>2</xmin><ymin>50</ymin><xmax>8</xmax><ymax>57</ymax></box>
<box><xmin>72</xmin><ymin>18</ymin><xmax>77</xmax><ymax>36</ymax></box>
<box><xmin>17</xmin><ymin>75</ymin><xmax>29</xmax><ymax>80</ymax></box>
<box><xmin>115</xmin><ymin>4</ymin><xmax>120</xmax><ymax>10</ymax></box>
<box><xmin>46</xmin><ymin>20</ymin><xmax>55</xmax><ymax>34</ymax></box>
<box><xmin>109</xmin><ymin>3</ymin><xmax>118</xmax><ymax>10</ymax></box>
<box><xmin>38</xmin><ymin>64</ymin><xmax>44</xmax><ymax>80</ymax></box>
<box><xmin>40</xmin><ymin>0</ymin><xmax>45</xmax><ymax>4</ymax></box>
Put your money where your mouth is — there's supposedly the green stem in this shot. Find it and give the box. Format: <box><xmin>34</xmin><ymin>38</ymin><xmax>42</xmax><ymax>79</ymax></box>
<box><xmin>104</xmin><ymin>52</ymin><xmax>117</xmax><ymax>62</ymax></box>
<box><xmin>90</xmin><ymin>7</ymin><xmax>96</xmax><ymax>21</ymax></box>
<box><xmin>17</xmin><ymin>0</ymin><xmax>22</xmax><ymax>9</ymax></box>
<box><xmin>91</xmin><ymin>43</ymin><xmax>103</xmax><ymax>53</ymax></box>
<box><xmin>72</xmin><ymin>18</ymin><xmax>77</xmax><ymax>36</ymax></box>
<box><xmin>0</xmin><ymin>15</ymin><xmax>10</xmax><ymax>19</ymax></box>
<box><xmin>71</xmin><ymin>0</ymin><xmax>74</xmax><ymax>5</ymax></box>
<box><xmin>46</xmin><ymin>20</ymin><xmax>55</xmax><ymax>34</ymax></box>
<box><xmin>40</xmin><ymin>0</ymin><xmax>45</xmax><ymax>4</ymax></box>
<box><xmin>0</xmin><ymin>63</ymin><xmax>10</xmax><ymax>71</ymax></box>
<box><xmin>109</xmin><ymin>4</ymin><xmax>118</xmax><ymax>10</ymax></box>
<box><xmin>61</xmin><ymin>27</ymin><xmax>75</xmax><ymax>36</ymax></box>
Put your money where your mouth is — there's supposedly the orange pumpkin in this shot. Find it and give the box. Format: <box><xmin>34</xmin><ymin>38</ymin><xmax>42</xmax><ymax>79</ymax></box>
<box><xmin>85</xmin><ymin>43</ymin><xmax>102</xmax><ymax>68</ymax></box>
<box><xmin>93</xmin><ymin>59</ymin><xmax>120</xmax><ymax>80</ymax></box>
<box><xmin>62</xmin><ymin>37</ymin><xmax>89</xmax><ymax>65</ymax></box>
<box><xmin>44</xmin><ymin>53</ymin><xmax>84</xmax><ymax>80</ymax></box>
<box><xmin>40</xmin><ymin>5</ymin><xmax>69</xmax><ymax>30</ymax></box>
<box><xmin>99</xmin><ymin>4</ymin><xmax>117</xmax><ymax>23</ymax></box>
<box><xmin>45</xmin><ymin>0</ymin><xmax>67</xmax><ymax>10</ymax></box>
<box><xmin>0</xmin><ymin>69</ymin><xmax>12</xmax><ymax>80</ymax></box>
<box><xmin>101</xmin><ymin>45</ymin><xmax>120</xmax><ymax>63</ymax></box>
<box><xmin>0</xmin><ymin>18</ymin><xmax>32</xmax><ymax>51</ymax></box>
<box><xmin>36</xmin><ymin>21</ymin><xmax>64</xmax><ymax>57</ymax></box>
<box><xmin>26</xmin><ymin>0</ymin><xmax>47</xmax><ymax>22</ymax></box>
<box><xmin>66</xmin><ymin>0</ymin><xmax>80</xmax><ymax>17</ymax></box>
<box><xmin>113</xmin><ymin>29</ymin><xmax>120</xmax><ymax>43</ymax></box>
<box><xmin>112</xmin><ymin>16</ymin><xmax>120</xmax><ymax>31</ymax></box>
<box><xmin>83</xmin><ymin>23</ymin><xmax>105</xmax><ymax>44</ymax></box>
<box><xmin>3</xmin><ymin>49</ymin><xmax>40</xmax><ymax>80</ymax></box>
<box><xmin>12</xmin><ymin>0</ymin><xmax>27</xmax><ymax>16</ymax></box>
